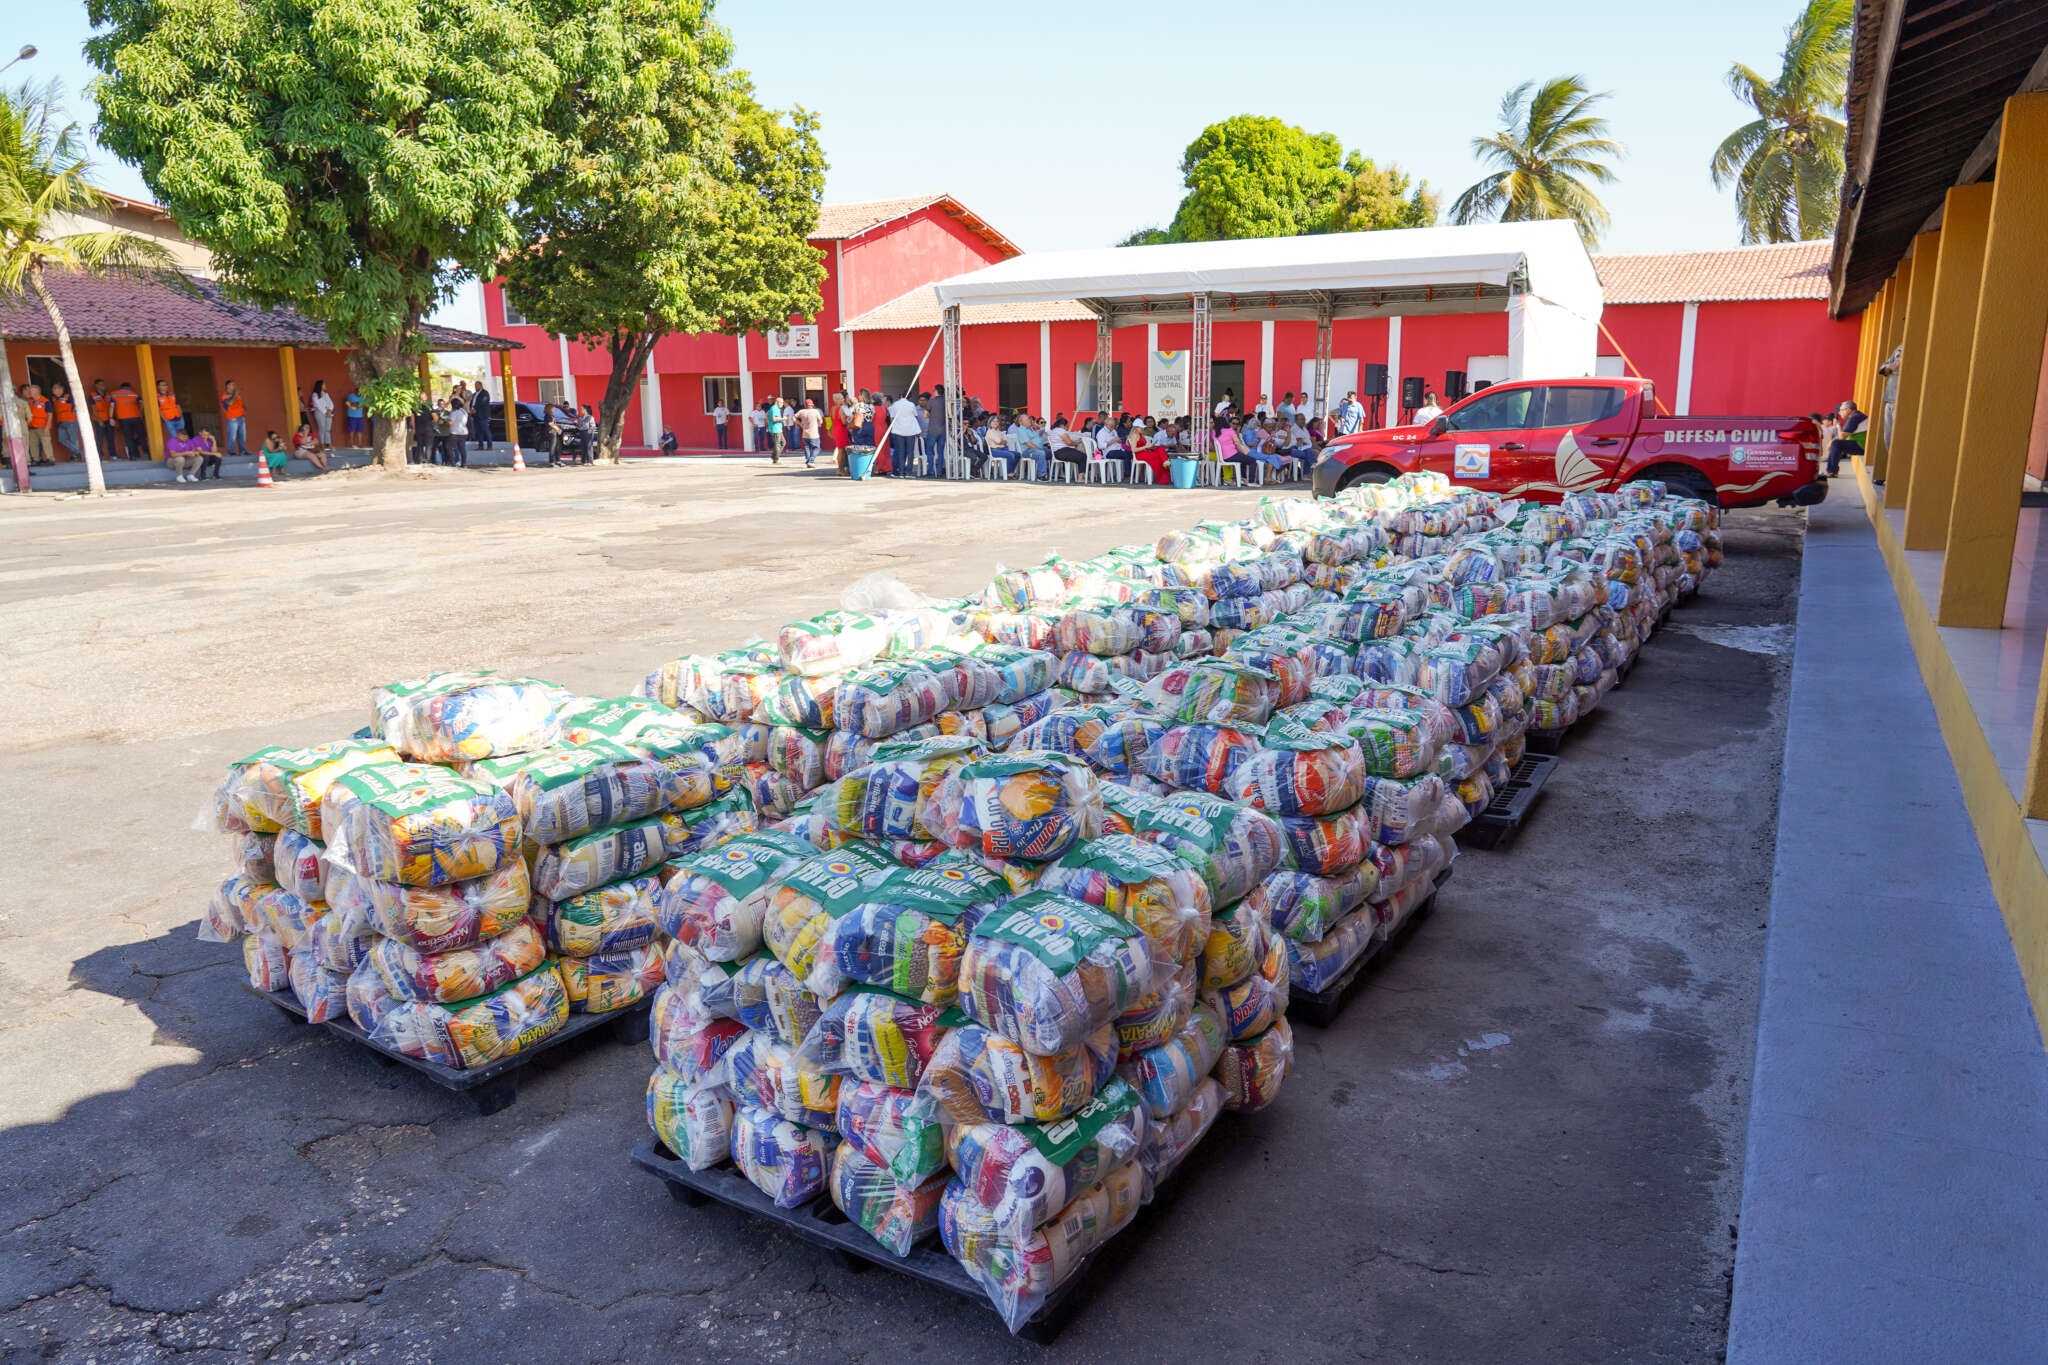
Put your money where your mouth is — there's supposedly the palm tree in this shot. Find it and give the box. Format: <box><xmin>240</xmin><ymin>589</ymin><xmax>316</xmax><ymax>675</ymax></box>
<box><xmin>1711</xmin><ymin>0</ymin><xmax>1851</xmax><ymax>243</ymax></box>
<box><xmin>1451</xmin><ymin>76</ymin><xmax>1623</xmax><ymax>248</ymax></box>
<box><xmin>0</xmin><ymin>82</ymin><xmax>178</xmax><ymax>495</ymax></box>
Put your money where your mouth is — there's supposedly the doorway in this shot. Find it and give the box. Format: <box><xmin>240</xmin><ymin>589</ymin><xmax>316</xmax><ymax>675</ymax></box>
<box><xmin>996</xmin><ymin>363</ymin><xmax>1030</xmax><ymax>413</ymax></box>
<box><xmin>1210</xmin><ymin>361</ymin><xmax>1245</xmax><ymax>414</ymax></box>
<box><xmin>779</xmin><ymin>374</ymin><xmax>828</xmax><ymax>411</ymax></box>
<box><xmin>168</xmin><ymin>355</ymin><xmax>220</xmax><ymax>438</ymax></box>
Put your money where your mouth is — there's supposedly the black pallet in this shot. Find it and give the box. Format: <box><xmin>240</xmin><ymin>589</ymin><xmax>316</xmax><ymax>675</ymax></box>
<box><xmin>631</xmin><ymin>1128</ymin><xmax>1219</xmax><ymax>1343</ymax></box>
<box><xmin>1458</xmin><ymin>752</ymin><xmax>1561</xmax><ymax>851</ymax></box>
<box><xmin>245</xmin><ymin>982</ymin><xmax>650</xmax><ymax>1114</ymax></box>
<box><xmin>1288</xmin><ymin>865</ymin><xmax>1453</xmax><ymax>1028</ymax></box>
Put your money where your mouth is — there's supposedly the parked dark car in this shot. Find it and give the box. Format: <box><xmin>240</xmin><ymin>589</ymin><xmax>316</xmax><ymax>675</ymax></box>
<box><xmin>513</xmin><ymin>401</ymin><xmax>587</xmax><ymax>463</ymax></box>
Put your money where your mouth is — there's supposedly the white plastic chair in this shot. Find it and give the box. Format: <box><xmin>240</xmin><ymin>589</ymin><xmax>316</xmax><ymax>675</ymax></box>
<box><xmin>984</xmin><ymin>448</ymin><xmax>1010</xmax><ymax>479</ymax></box>
<box><xmin>1130</xmin><ymin>458</ymin><xmax>1156</xmax><ymax>486</ymax></box>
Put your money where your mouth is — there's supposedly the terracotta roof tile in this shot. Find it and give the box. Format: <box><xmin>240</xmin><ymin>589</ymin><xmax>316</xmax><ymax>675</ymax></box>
<box><xmin>1593</xmin><ymin>241</ymin><xmax>1833</xmax><ymax>305</ymax></box>
<box><xmin>840</xmin><ymin>288</ymin><xmax>1094</xmax><ymax>332</ymax></box>
<box><xmin>0</xmin><ymin>269</ymin><xmax>513</xmax><ymax>350</ymax></box>
<box><xmin>812</xmin><ymin>196</ymin><xmax>954</xmax><ymax>239</ymax></box>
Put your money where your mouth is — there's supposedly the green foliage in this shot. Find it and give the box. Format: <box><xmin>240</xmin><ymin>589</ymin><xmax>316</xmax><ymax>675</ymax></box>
<box><xmin>85</xmin><ymin>0</ymin><xmax>559</xmax><ymax>413</ymax></box>
<box><xmin>1451</xmin><ymin>76</ymin><xmax>1623</xmax><ymax>248</ymax></box>
<box><xmin>1117</xmin><ymin>115</ymin><xmax>1436</xmax><ymax>246</ymax></box>
<box><xmin>1711</xmin><ymin>0</ymin><xmax>1850</xmax><ymax>243</ymax></box>
<box><xmin>358</xmin><ymin>365</ymin><xmax>428</xmax><ymax>421</ymax></box>
<box><xmin>500</xmin><ymin>0</ymin><xmax>823</xmax><ymax>457</ymax></box>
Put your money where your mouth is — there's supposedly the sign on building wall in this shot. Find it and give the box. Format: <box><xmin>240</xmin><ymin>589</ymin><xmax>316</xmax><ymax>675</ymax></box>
<box><xmin>767</xmin><ymin>325</ymin><xmax>820</xmax><ymax>361</ymax></box>
<box><xmin>1149</xmin><ymin>350</ymin><xmax>1187</xmax><ymax>418</ymax></box>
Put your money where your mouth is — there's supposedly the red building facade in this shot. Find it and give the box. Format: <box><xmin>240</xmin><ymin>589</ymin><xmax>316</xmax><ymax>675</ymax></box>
<box><xmin>480</xmin><ymin>203</ymin><xmax>1859</xmax><ymax>450</ymax></box>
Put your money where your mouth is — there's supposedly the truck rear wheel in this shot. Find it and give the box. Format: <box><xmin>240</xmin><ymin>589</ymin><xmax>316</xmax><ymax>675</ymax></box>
<box><xmin>1638</xmin><ymin>464</ymin><xmax>1718</xmax><ymax>506</ymax></box>
<box><xmin>1338</xmin><ymin>462</ymin><xmax>1401</xmax><ymax>491</ymax></box>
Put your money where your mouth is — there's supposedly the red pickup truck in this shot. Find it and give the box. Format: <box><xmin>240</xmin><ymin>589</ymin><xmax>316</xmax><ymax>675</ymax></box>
<box><xmin>1310</xmin><ymin>376</ymin><xmax>1828</xmax><ymax>508</ymax></box>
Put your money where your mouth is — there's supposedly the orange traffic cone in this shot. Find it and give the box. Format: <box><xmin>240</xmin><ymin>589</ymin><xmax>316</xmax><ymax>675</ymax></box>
<box><xmin>254</xmin><ymin>448</ymin><xmax>273</xmax><ymax>489</ymax></box>
<box><xmin>511</xmin><ymin>439</ymin><xmax>526</xmax><ymax>472</ymax></box>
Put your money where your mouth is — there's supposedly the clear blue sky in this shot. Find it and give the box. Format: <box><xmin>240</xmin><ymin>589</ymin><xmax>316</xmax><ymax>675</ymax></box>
<box><xmin>24</xmin><ymin>0</ymin><xmax>1807</xmax><ymax>331</ymax></box>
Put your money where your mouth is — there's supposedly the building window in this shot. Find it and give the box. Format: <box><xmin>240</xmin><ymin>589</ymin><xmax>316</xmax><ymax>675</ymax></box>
<box><xmin>703</xmin><ymin>376</ymin><xmax>741</xmax><ymax>413</ymax></box>
<box><xmin>502</xmin><ymin>296</ymin><xmax>527</xmax><ymax>327</ymax></box>
<box><xmin>1074</xmin><ymin>361</ymin><xmax>1124</xmax><ymax>412</ymax></box>
<box><xmin>996</xmin><ymin>363</ymin><xmax>1030</xmax><ymax>413</ymax></box>
<box><xmin>877</xmin><ymin>365</ymin><xmax>920</xmax><ymax>403</ymax></box>
<box><xmin>537</xmin><ymin>377</ymin><xmax>566</xmax><ymax>406</ymax></box>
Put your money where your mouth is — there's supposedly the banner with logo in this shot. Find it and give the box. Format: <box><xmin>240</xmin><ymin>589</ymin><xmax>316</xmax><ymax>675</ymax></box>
<box><xmin>766</xmin><ymin>325</ymin><xmax>819</xmax><ymax>361</ymax></box>
<box><xmin>1149</xmin><ymin>351</ymin><xmax>1187</xmax><ymax>418</ymax></box>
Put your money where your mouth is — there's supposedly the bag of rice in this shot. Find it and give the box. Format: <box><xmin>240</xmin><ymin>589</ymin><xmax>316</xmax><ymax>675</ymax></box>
<box><xmin>322</xmin><ymin>764</ymin><xmax>521</xmax><ymax>887</ymax></box>
<box><xmin>363</xmin><ymin>917</ymin><xmax>548</xmax><ymax>1004</ymax></box>
<box><xmin>730</xmin><ymin>1105</ymin><xmax>832</xmax><ymax>1209</ymax></box>
<box><xmin>807</xmin><ymin>854</ymin><xmax>1013</xmax><ymax>1002</ymax></box>
<box><xmin>793</xmin><ymin>987</ymin><xmax>956</xmax><ymax>1089</ymax></box>
<box><xmin>1226</xmin><ymin>725</ymin><xmax>1367</xmax><ymax>817</ymax></box>
<box><xmin>1030</xmin><ymin>835</ymin><xmax>1212</xmax><ymax>967</ymax></box>
<box><xmin>825</xmin><ymin>736</ymin><xmax>983</xmax><ymax>841</ymax></box>
<box><xmin>559</xmin><ymin>943</ymin><xmax>664</xmax><ymax>1013</ymax></box>
<box><xmin>536</xmin><ymin>870</ymin><xmax>662</xmax><ymax>956</ymax></box>
<box><xmin>645</xmin><ymin>1067</ymin><xmax>735</xmax><ymax>1171</ymax></box>
<box><xmin>959</xmin><ymin>893</ymin><xmax>1151</xmax><ymax>1055</ymax></box>
<box><xmin>372</xmin><ymin>672</ymin><xmax>571</xmax><ymax>762</ymax></box>
<box><xmin>506</xmin><ymin>738</ymin><xmax>732</xmax><ymax>844</ymax></box>
<box><xmin>1105</xmin><ymin>786</ymin><xmax>1286</xmax><ymax>906</ymax></box>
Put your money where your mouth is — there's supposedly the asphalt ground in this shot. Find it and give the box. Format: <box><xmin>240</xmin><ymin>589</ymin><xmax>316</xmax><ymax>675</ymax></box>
<box><xmin>0</xmin><ymin>462</ymin><xmax>1801</xmax><ymax>1363</ymax></box>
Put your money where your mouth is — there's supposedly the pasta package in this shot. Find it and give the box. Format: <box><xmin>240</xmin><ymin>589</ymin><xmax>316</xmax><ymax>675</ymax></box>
<box><xmin>1199</xmin><ymin>900</ymin><xmax>1277</xmax><ymax>992</ymax></box>
<box><xmin>944</xmin><ymin>1074</ymin><xmax>1146</xmax><ymax>1233</ymax></box>
<box><xmin>837</xmin><ymin>1079</ymin><xmax>948</xmax><ymax>1186</ymax></box>
<box><xmin>506</xmin><ymin>738</ymin><xmax>733</xmax><ymax>844</ymax></box>
<box><xmin>646</xmin><ymin>1067</ymin><xmax>735</xmax><ymax>1171</ymax></box>
<box><xmin>1277</xmin><ymin>803</ymin><xmax>1374</xmax><ymax>877</ymax></box>
<box><xmin>324</xmin><ymin>857</ymin><xmax>531</xmax><ymax>953</ymax></box>
<box><xmin>1215</xmin><ymin>1019</ymin><xmax>1294</xmax><ymax>1113</ymax></box>
<box><xmin>243</xmin><ymin>929</ymin><xmax>291</xmax><ymax>991</ymax></box>
<box><xmin>1226</xmin><ymin>729</ymin><xmax>1367</xmax><ymax>817</ymax></box>
<box><xmin>831</xmin><ymin>1143</ymin><xmax>948</xmax><ymax>1257</ymax></box>
<box><xmin>729</xmin><ymin>1105</ymin><xmax>832</xmax><ymax>1209</ymax></box>
<box><xmin>216</xmin><ymin>739</ymin><xmax>401</xmax><ymax>839</ymax></box>
<box><xmin>657</xmin><ymin>829</ymin><xmax>819</xmax><ymax>961</ymax></box>
<box><xmin>1031</xmin><ymin>835</ymin><xmax>1212</xmax><ymax>967</ymax></box>
<box><xmin>1218</xmin><ymin>932</ymin><xmax>1289</xmax><ymax>1040</ymax></box>
<box><xmin>364</xmin><ymin>917</ymin><xmax>548</xmax><ymax>1004</ymax></box>
<box><xmin>959</xmin><ymin>893</ymin><xmax>1151</xmax><ymax>1055</ymax></box>
<box><xmin>916</xmin><ymin>1021</ymin><xmax>1119</xmax><ymax>1125</ymax></box>
<box><xmin>1113</xmin><ymin>962</ymin><xmax>1195</xmax><ymax>1058</ymax></box>
<box><xmin>372</xmin><ymin>671</ymin><xmax>571</xmax><ymax>763</ymax></box>
<box><xmin>809</xmin><ymin>855</ymin><xmax>1012</xmax><ymax>1002</ymax></box>
<box><xmin>559</xmin><ymin>944</ymin><xmax>665</xmax><ymax>1013</ymax></box>
<box><xmin>310</xmin><ymin>897</ymin><xmax>377</xmax><ymax>974</ymax></box>
<box><xmin>1117</xmin><ymin>995</ymin><xmax>1227</xmax><ymax>1120</ymax></box>
<box><xmin>322</xmin><ymin>764</ymin><xmax>521</xmax><ymax>886</ymax></box>
<box><xmin>272</xmin><ymin>828</ymin><xmax>328</xmax><ymax>902</ymax></box>
<box><xmin>536</xmin><ymin>871</ymin><xmax>663</xmax><ymax>957</ymax></box>
<box><xmin>932</xmin><ymin>753</ymin><xmax>1103</xmax><ymax>863</ymax></box>
<box><xmin>793</xmin><ymin>988</ymin><xmax>955</xmax><ymax>1090</ymax></box>
<box><xmin>346</xmin><ymin>960</ymin><xmax>570</xmax><ymax>1071</ymax></box>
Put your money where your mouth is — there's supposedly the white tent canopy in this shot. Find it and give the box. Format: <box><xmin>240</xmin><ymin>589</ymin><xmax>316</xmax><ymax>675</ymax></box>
<box><xmin>926</xmin><ymin>221</ymin><xmax>1604</xmax><ymax>466</ymax></box>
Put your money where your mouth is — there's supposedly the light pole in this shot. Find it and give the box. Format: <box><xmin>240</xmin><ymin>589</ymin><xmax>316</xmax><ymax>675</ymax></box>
<box><xmin>0</xmin><ymin>45</ymin><xmax>37</xmax><ymax>77</ymax></box>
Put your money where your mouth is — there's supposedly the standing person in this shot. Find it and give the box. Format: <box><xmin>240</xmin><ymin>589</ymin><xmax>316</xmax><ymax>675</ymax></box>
<box><xmin>712</xmin><ymin>397</ymin><xmax>731</xmax><ymax>450</ymax></box>
<box><xmin>19</xmin><ymin>385</ymin><xmax>54</xmax><ymax>465</ymax></box>
<box><xmin>429</xmin><ymin>401</ymin><xmax>451</xmax><ymax>465</ymax></box>
<box><xmin>218</xmin><ymin>379</ymin><xmax>249</xmax><ymax>459</ymax></box>
<box><xmin>795</xmin><ymin>397</ymin><xmax>823</xmax><ymax>470</ymax></box>
<box><xmin>1214</xmin><ymin>390</ymin><xmax>1235</xmax><ymax>424</ymax></box>
<box><xmin>747</xmin><ymin>397</ymin><xmax>767</xmax><ymax>453</ymax></box>
<box><xmin>1412</xmin><ymin>390</ymin><xmax>1443</xmax><ymax>425</ymax></box>
<box><xmin>885</xmin><ymin>390</ymin><xmax>922</xmax><ymax>479</ymax></box>
<box><xmin>831</xmin><ymin>390</ymin><xmax>855</xmax><ymax>474</ymax></box>
<box><xmin>413</xmin><ymin>398</ymin><xmax>436</xmax><ymax>464</ymax></box>
<box><xmin>576</xmin><ymin>405</ymin><xmax>598</xmax><ymax>462</ymax></box>
<box><xmin>446</xmin><ymin>397</ymin><xmax>470</xmax><ymax>467</ymax></box>
<box><xmin>88</xmin><ymin>381</ymin><xmax>119</xmax><ymax>461</ymax></box>
<box><xmin>1277</xmin><ymin>391</ymin><xmax>1297</xmax><ymax>424</ymax></box>
<box><xmin>854</xmin><ymin>389</ymin><xmax>877</xmax><ymax>448</ymax></box>
<box><xmin>1826</xmin><ymin>400</ymin><xmax>1868</xmax><ymax>476</ymax></box>
<box><xmin>50</xmin><ymin>382</ymin><xmax>81</xmax><ymax>461</ymax></box>
<box><xmin>765</xmin><ymin>396</ymin><xmax>786</xmax><ymax>464</ymax></box>
<box><xmin>1254</xmin><ymin>392</ymin><xmax>1273</xmax><ymax>420</ymax></box>
<box><xmin>469</xmin><ymin>383</ymin><xmax>491</xmax><ymax>449</ymax></box>
<box><xmin>309</xmin><ymin>380</ymin><xmax>335</xmax><ymax>450</ymax></box>
<box><xmin>343</xmin><ymin>388</ymin><xmax>366</xmax><ymax>446</ymax></box>
<box><xmin>154</xmin><ymin>379</ymin><xmax>184</xmax><ymax>439</ymax></box>
<box><xmin>111</xmin><ymin>380</ymin><xmax>145</xmax><ymax>459</ymax></box>
<box><xmin>1334</xmin><ymin>390</ymin><xmax>1366</xmax><ymax>436</ymax></box>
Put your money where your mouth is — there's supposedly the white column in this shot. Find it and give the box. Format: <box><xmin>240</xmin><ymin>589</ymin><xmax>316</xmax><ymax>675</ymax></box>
<box><xmin>1675</xmin><ymin>301</ymin><xmax>1700</xmax><ymax>417</ymax></box>
<box><xmin>835</xmin><ymin>242</ymin><xmax>855</xmax><ymax>397</ymax></box>
<box><xmin>642</xmin><ymin>352</ymin><xmax>662</xmax><ymax>451</ymax></box>
<box><xmin>1039</xmin><ymin>321</ymin><xmax>1052</xmax><ymax>416</ymax></box>
<box><xmin>1259</xmin><ymin>320</ymin><xmax>1274</xmax><ymax>411</ymax></box>
<box><xmin>557</xmin><ymin>335</ymin><xmax>578</xmax><ymax>408</ymax></box>
<box><xmin>737</xmin><ymin>332</ymin><xmax>755</xmax><ymax>452</ymax></box>
<box><xmin>1386</xmin><ymin>315</ymin><xmax>1403</xmax><ymax>415</ymax></box>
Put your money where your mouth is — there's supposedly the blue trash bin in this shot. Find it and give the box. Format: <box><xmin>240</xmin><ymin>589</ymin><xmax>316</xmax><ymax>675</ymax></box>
<box><xmin>847</xmin><ymin>446</ymin><xmax>878</xmax><ymax>480</ymax></box>
<box><xmin>1169</xmin><ymin>457</ymin><xmax>1199</xmax><ymax>489</ymax></box>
